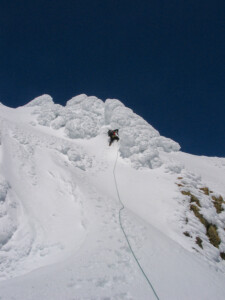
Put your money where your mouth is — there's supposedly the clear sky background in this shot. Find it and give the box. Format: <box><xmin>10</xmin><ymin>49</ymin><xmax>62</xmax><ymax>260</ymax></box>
<box><xmin>0</xmin><ymin>0</ymin><xmax>224</xmax><ymax>156</ymax></box>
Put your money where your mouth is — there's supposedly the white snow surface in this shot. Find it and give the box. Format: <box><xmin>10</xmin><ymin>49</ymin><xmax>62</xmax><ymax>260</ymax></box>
<box><xmin>0</xmin><ymin>94</ymin><xmax>224</xmax><ymax>299</ymax></box>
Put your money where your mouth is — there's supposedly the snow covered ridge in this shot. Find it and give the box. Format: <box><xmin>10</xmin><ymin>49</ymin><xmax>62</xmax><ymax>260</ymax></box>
<box><xmin>26</xmin><ymin>94</ymin><xmax>180</xmax><ymax>169</ymax></box>
<box><xmin>0</xmin><ymin>96</ymin><xmax>225</xmax><ymax>298</ymax></box>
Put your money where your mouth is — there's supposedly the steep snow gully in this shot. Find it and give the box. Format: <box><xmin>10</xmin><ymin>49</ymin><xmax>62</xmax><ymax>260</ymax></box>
<box><xmin>0</xmin><ymin>94</ymin><xmax>225</xmax><ymax>299</ymax></box>
<box><xmin>113</xmin><ymin>147</ymin><xmax>160</xmax><ymax>300</ymax></box>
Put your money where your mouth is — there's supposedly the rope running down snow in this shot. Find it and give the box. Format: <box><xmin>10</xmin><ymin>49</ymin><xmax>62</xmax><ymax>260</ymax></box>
<box><xmin>113</xmin><ymin>149</ymin><xmax>160</xmax><ymax>300</ymax></box>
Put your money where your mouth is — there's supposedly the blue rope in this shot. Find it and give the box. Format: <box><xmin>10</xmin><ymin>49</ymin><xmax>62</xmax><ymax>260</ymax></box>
<box><xmin>113</xmin><ymin>149</ymin><xmax>160</xmax><ymax>300</ymax></box>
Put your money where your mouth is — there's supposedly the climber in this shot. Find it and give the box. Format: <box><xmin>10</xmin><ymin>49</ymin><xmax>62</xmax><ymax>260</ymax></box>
<box><xmin>108</xmin><ymin>129</ymin><xmax>119</xmax><ymax>146</ymax></box>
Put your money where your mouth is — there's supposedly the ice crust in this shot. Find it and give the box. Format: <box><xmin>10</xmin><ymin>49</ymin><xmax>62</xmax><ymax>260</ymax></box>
<box><xmin>29</xmin><ymin>94</ymin><xmax>180</xmax><ymax>169</ymax></box>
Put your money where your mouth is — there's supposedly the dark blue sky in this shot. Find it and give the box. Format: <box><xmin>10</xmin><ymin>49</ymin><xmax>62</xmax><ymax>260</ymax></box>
<box><xmin>1</xmin><ymin>0</ymin><xmax>224</xmax><ymax>156</ymax></box>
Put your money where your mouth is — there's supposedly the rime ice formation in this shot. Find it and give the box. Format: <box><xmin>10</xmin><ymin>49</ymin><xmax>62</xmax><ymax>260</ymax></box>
<box><xmin>28</xmin><ymin>94</ymin><xmax>180</xmax><ymax>169</ymax></box>
<box><xmin>0</xmin><ymin>94</ymin><xmax>224</xmax><ymax>300</ymax></box>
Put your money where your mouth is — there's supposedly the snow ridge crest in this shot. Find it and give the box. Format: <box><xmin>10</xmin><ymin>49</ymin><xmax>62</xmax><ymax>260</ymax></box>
<box><xmin>28</xmin><ymin>94</ymin><xmax>180</xmax><ymax>169</ymax></box>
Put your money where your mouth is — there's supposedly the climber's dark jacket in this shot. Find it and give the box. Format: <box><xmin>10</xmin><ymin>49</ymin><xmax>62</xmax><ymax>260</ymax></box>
<box><xmin>108</xmin><ymin>129</ymin><xmax>119</xmax><ymax>146</ymax></box>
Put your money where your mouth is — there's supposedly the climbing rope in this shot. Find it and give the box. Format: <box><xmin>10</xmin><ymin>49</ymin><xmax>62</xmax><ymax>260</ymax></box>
<box><xmin>113</xmin><ymin>149</ymin><xmax>160</xmax><ymax>300</ymax></box>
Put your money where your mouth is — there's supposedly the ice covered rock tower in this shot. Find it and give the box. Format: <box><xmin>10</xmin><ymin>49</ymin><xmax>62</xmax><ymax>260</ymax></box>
<box><xmin>28</xmin><ymin>93</ymin><xmax>180</xmax><ymax>169</ymax></box>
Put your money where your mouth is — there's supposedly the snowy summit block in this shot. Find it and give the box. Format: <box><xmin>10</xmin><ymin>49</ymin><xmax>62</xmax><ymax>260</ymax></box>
<box><xmin>66</xmin><ymin>94</ymin><xmax>88</xmax><ymax>107</ymax></box>
<box><xmin>22</xmin><ymin>93</ymin><xmax>180</xmax><ymax>169</ymax></box>
<box><xmin>66</xmin><ymin>94</ymin><xmax>104</xmax><ymax>113</ymax></box>
<box><xmin>104</xmin><ymin>98</ymin><xmax>180</xmax><ymax>168</ymax></box>
<box><xmin>63</xmin><ymin>94</ymin><xmax>104</xmax><ymax>139</ymax></box>
<box><xmin>104</xmin><ymin>98</ymin><xmax>125</xmax><ymax>125</ymax></box>
<box><xmin>25</xmin><ymin>95</ymin><xmax>54</xmax><ymax>107</ymax></box>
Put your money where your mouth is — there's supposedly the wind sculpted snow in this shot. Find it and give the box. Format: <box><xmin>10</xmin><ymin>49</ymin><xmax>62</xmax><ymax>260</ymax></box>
<box><xmin>27</xmin><ymin>94</ymin><xmax>180</xmax><ymax>169</ymax></box>
<box><xmin>0</xmin><ymin>95</ymin><xmax>224</xmax><ymax>299</ymax></box>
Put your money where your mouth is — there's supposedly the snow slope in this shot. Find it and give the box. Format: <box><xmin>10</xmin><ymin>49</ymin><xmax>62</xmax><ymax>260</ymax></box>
<box><xmin>0</xmin><ymin>95</ymin><xmax>224</xmax><ymax>299</ymax></box>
